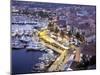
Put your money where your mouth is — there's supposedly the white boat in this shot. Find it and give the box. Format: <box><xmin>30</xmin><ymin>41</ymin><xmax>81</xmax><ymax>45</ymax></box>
<box><xmin>12</xmin><ymin>40</ymin><xmax>25</xmax><ymax>49</ymax></box>
<box><xmin>26</xmin><ymin>41</ymin><xmax>41</xmax><ymax>51</ymax></box>
<box><xmin>33</xmin><ymin>62</ymin><xmax>46</xmax><ymax>71</ymax></box>
<box><xmin>19</xmin><ymin>35</ymin><xmax>31</xmax><ymax>43</ymax></box>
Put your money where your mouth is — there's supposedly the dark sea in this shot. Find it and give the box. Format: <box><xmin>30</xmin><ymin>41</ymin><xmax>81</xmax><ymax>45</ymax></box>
<box><xmin>12</xmin><ymin>49</ymin><xmax>45</xmax><ymax>74</ymax></box>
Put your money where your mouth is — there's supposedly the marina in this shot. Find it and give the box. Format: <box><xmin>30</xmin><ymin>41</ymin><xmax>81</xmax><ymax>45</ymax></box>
<box><xmin>11</xmin><ymin>1</ymin><xmax>96</xmax><ymax>74</ymax></box>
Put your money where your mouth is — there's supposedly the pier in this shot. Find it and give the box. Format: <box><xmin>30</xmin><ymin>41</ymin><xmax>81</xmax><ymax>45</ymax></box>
<box><xmin>37</xmin><ymin>29</ymin><xmax>81</xmax><ymax>71</ymax></box>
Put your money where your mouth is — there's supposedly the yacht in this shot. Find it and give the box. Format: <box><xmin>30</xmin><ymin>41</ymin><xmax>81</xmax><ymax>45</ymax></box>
<box><xmin>12</xmin><ymin>40</ymin><xmax>25</xmax><ymax>49</ymax></box>
<box><xmin>26</xmin><ymin>41</ymin><xmax>41</xmax><ymax>51</ymax></box>
<box><xmin>19</xmin><ymin>35</ymin><xmax>31</xmax><ymax>43</ymax></box>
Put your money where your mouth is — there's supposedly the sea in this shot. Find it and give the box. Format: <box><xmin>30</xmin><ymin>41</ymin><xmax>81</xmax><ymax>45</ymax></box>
<box><xmin>12</xmin><ymin>48</ymin><xmax>46</xmax><ymax>74</ymax></box>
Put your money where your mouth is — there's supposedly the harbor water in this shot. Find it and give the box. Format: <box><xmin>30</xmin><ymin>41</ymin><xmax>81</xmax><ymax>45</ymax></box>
<box><xmin>12</xmin><ymin>49</ymin><xmax>46</xmax><ymax>74</ymax></box>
